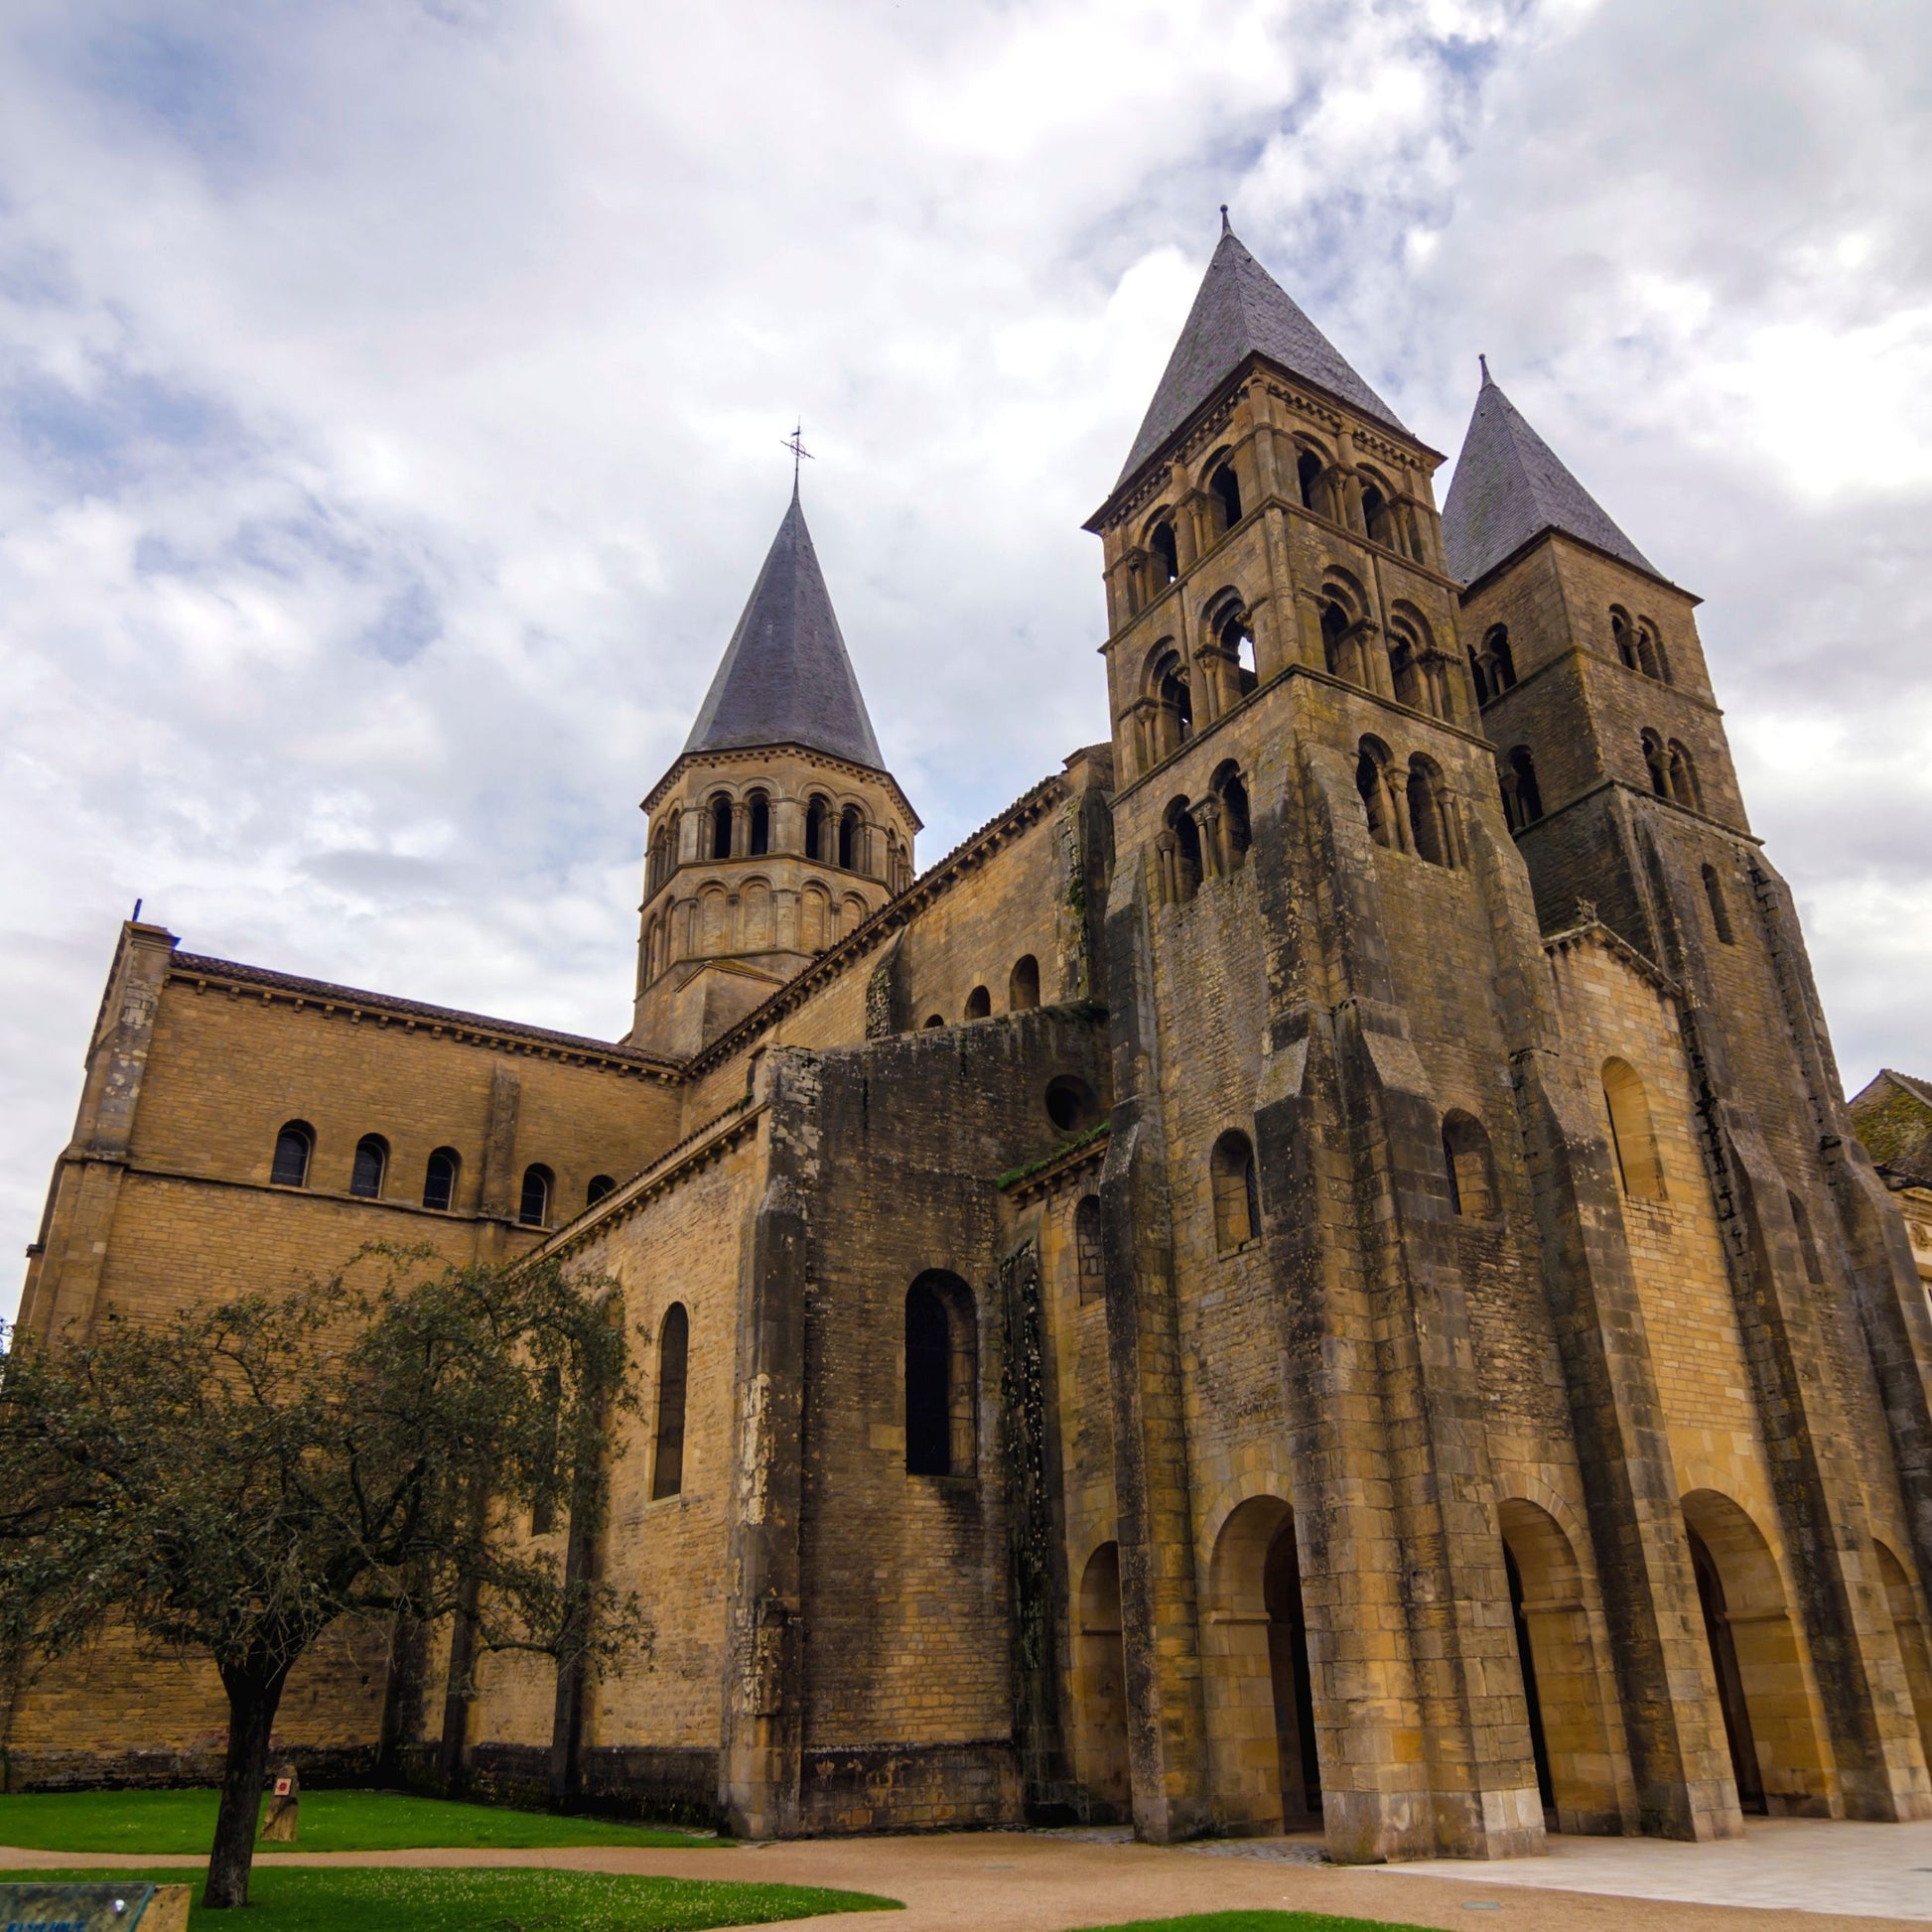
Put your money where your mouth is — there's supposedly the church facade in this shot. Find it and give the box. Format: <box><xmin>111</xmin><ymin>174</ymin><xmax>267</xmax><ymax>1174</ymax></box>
<box><xmin>15</xmin><ymin>226</ymin><xmax>1932</xmax><ymax>1862</ymax></box>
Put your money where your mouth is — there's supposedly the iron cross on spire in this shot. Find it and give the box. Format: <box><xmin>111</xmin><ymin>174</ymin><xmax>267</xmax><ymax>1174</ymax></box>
<box><xmin>782</xmin><ymin>422</ymin><xmax>814</xmax><ymax>497</ymax></box>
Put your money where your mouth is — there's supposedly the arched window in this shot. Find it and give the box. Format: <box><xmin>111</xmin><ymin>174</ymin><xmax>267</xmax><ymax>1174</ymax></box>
<box><xmin>1470</xmin><ymin>625</ymin><xmax>1516</xmax><ymax>706</ymax></box>
<box><xmin>805</xmin><ymin>796</ymin><xmax>829</xmax><ymax>863</ymax></box>
<box><xmin>1612</xmin><ymin>609</ymin><xmax>1638</xmax><ymax>671</ymax></box>
<box><xmin>423</xmin><ymin>1146</ymin><xmax>461</xmax><ymax>1212</ymax></box>
<box><xmin>964</xmin><ymin>984</ymin><xmax>992</xmax><ymax>1020</ymax></box>
<box><xmin>1210</xmin><ymin>1130</ymin><xmax>1259</xmax><ymax>1253</ymax></box>
<box><xmin>1442</xmin><ymin>1112</ymin><xmax>1496</xmax><ymax>1218</ymax></box>
<box><xmin>1212</xmin><ymin>761</ymin><xmax>1252</xmax><ymax>868</ymax></box>
<box><xmin>1668</xmin><ymin>741</ymin><xmax>1702</xmax><ymax>812</ymax></box>
<box><xmin>838</xmin><ymin>805</ymin><xmax>863</xmax><ymax>872</ymax></box>
<box><xmin>922</xmin><ymin>1013</ymin><xmax>945</xmax><ymax>1030</ymax></box>
<box><xmin>1641</xmin><ymin>730</ymin><xmax>1671</xmax><ymax>797</ymax></box>
<box><xmin>1787</xmin><ymin>1190</ymin><xmax>1824</xmax><ymax>1285</ymax></box>
<box><xmin>1009</xmin><ymin>955</ymin><xmax>1040</xmax><ymax>1012</ymax></box>
<box><xmin>1074</xmin><ymin>1194</ymin><xmax>1105</xmax><ymax>1304</ymax></box>
<box><xmin>748</xmin><ymin>791</ymin><xmax>770</xmax><ymax>857</ymax></box>
<box><xmin>1407</xmin><ymin>758</ymin><xmax>1453</xmax><ymax>867</ymax></box>
<box><xmin>1296</xmin><ymin>449</ymin><xmax>1325</xmax><ymax>513</ymax></box>
<box><xmin>1388</xmin><ymin>626</ymin><xmax>1425</xmax><ymax>711</ymax></box>
<box><xmin>586</xmin><ymin>1173</ymin><xmax>616</xmax><ymax>1207</ymax></box>
<box><xmin>349</xmin><ymin>1134</ymin><xmax>387</xmax><ymax>1199</ymax></box>
<box><xmin>1702</xmin><ymin>864</ymin><xmax>1734</xmax><ymax>944</ymax></box>
<box><xmin>1601</xmin><ymin>1059</ymin><xmax>1666</xmax><ymax>1201</ymax></box>
<box><xmin>1501</xmin><ymin>746</ymin><xmax>1544</xmax><ymax>831</ymax></box>
<box><xmin>1152</xmin><ymin>647</ymin><xmax>1192</xmax><ymax>754</ymax></box>
<box><xmin>518</xmin><ymin>1164</ymin><xmax>553</xmax><ymax>1228</ymax></box>
<box><xmin>1218</xmin><ymin>609</ymin><xmax>1258</xmax><ymax>699</ymax></box>
<box><xmin>271</xmin><ymin>1121</ymin><xmax>314</xmax><ymax>1188</ymax></box>
<box><xmin>1150</xmin><ymin>521</ymin><xmax>1178</xmax><ymax>586</ymax></box>
<box><xmin>904</xmin><ymin>1273</ymin><xmax>976</xmax><ymax>1478</ymax></box>
<box><xmin>1320</xmin><ymin>600</ymin><xmax>1352</xmax><ymax>681</ymax></box>
<box><xmin>1360</xmin><ymin>481</ymin><xmax>1389</xmax><ymax>545</ymax></box>
<box><xmin>1356</xmin><ymin>738</ymin><xmax>1401</xmax><ymax>850</ymax></box>
<box><xmin>1045</xmin><ymin>1074</ymin><xmax>1100</xmax><ymax>1133</ymax></box>
<box><xmin>709</xmin><ymin>792</ymin><xmax>734</xmax><ymax>861</ymax></box>
<box><xmin>651</xmin><ymin>1303</ymin><xmax>689</xmax><ymax>1499</ymax></box>
<box><xmin>1165</xmin><ymin>795</ymin><xmax>1203</xmax><ymax>903</ymax></box>
<box><xmin>1209</xmin><ymin>461</ymin><xmax>1242</xmax><ymax>533</ymax></box>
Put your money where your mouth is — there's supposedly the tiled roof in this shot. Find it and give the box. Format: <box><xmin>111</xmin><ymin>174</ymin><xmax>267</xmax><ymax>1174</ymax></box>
<box><xmin>1114</xmin><ymin>226</ymin><xmax>1407</xmax><ymax>491</ymax></box>
<box><xmin>1442</xmin><ymin>364</ymin><xmax>1656</xmax><ymax>587</ymax></box>
<box><xmin>681</xmin><ymin>489</ymin><xmax>884</xmax><ymax>770</ymax></box>
<box><xmin>170</xmin><ymin>951</ymin><xmax>676</xmax><ymax>1069</ymax></box>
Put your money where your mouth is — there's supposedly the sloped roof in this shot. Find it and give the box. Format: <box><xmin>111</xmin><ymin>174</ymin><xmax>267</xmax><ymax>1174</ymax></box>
<box><xmin>1114</xmin><ymin>226</ymin><xmax>1408</xmax><ymax>491</ymax></box>
<box><xmin>1847</xmin><ymin>1067</ymin><xmax>1932</xmax><ymax>1187</ymax></box>
<box><xmin>1442</xmin><ymin>364</ymin><xmax>1656</xmax><ymax>587</ymax></box>
<box><xmin>681</xmin><ymin>489</ymin><xmax>884</xmax><ymax>770</ymax></box>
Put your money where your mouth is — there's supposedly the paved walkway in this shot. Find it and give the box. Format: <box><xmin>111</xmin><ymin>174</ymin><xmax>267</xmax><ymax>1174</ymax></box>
<box><xmin>3</xmin><ymin>1817</ymin><xmax>1929</xmax><ymax>1931</ymax></box>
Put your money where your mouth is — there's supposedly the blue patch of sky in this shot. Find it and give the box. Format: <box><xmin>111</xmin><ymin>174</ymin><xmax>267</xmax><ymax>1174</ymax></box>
<box><xmin>363</xmin><ymin>579</ymin><xmax>442</xmax><ymax>665</ymax></box>
<box><xmin>69</xmin><ymin>13</ymin><xmax>269</xmax><ymax>179</ymax></box>
<box><xmin>0</xmin><ymin>364</ymin><xmax>238</xmax><ymax>494</ymax></box>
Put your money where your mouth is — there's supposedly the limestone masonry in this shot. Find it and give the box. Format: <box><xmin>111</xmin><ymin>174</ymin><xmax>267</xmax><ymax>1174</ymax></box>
<box><xmin>15</xmin><ymin>226</ymin><xmax>1932</xmax><ymax>1860</ymax></box>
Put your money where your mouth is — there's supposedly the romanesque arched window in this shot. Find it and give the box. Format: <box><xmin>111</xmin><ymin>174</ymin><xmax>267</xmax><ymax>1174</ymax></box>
<box><xmin>1165</xmin><ymin>795</ymin><xmax>1203</xmax><ymax>903</ymax></box>
<box><xmin>1501</xmin><ymin>746</ymin><xmax>1544</xmax><ymax>831</ymax></box>
<box><xmin>964</xmin><ymin>985</ymin><xmax>992</xmax><ymax>1020</ymax></box>
<box><xmin>518</xmin><ymin>1164</ymin><xmax>552</xmax><ymax>1228</ymax></box>
<box><xmin>1636</xmin><ymin>622</ymin><xmax>1669</xmax><ymax>683</ymax></box>
<box><xmin>586</xmin><ymin>1173</ymin><xmax>615</xmax><ymax>1207</ymax></box>
<box><xmin>1641</xmin><ymin>730</ymin><xmax>1671</xmax><ymax>797</ymax></box>
<box><xmin>1320</xmin><ymin>599</ymin><xmax>1357</xmax><ymax>684</ymax></box>
<box><xmin>1702</xmin><ymin>863</ymin><xmax>1735</xmax><ymax>944</ymax></box>
<box><xmin>1356</xmin><ymin>737</ymin><xmax>1402</xmax><ymax>850</ymax></box>
<box><xmin>1218</xmin><ymin>608</ymin><xmax>1258</xmax><ymax>700</ymax></box>
<box><xmin>1297</xmin><ymin>448</ymin><xmax>1326</xmax><ymax>514</ymax></box>
<box><xmin>271</xmin><ymin>1121</ymin><xmax>314</xmax><ymax>1188</ymax></box>
<box><xmin>904</xmin><ymin>1273</ymin><xmax>977</xmax><ymax>1478</ymax></box>
<box><xmin>1210</xmin><ymin>1130</ymin><xmax>1259</xmax><ymax>1253</ymax></box>
<box><xmin>1360</xmin><ymin>479</ymin><xmax>1392</xmax><ymax>547</ymax></box>
<box><xmin>349</xmin><ymin>1134</ymin><xmax>387</xmax><ymax>1199</ymax></box>
<box><xmin>423</xmin><ymin>1146</ymin><xmax>461</xmax><ymax>1212</ymax></box>
<box><xmin>651</xmin><ymin>1303</ymin><xmax>689</xmax><ymax>1499</ymax></box>
<box><xmin>1668</xmin><ymin>741</ymin><xmax>1703</xmax><ymax>812</ymax></box>
<box><xmin>748</xmin><ymin>791</ymin><xmax>770</xmax><ymax>856</ymax></box>
<box><xmin>1208</xmin><ymin>460</ymin><xmax>1242</xmax><ymax>533</ymax></box>
<box><xmin>805</xmin><ymin>795</ymin><xmax>830</xmax><ymax>863</ymax></box>
<box><xmin>1009</xmin><ymin>955</ymin><xmax>1040</xmax><ymax>1011</ymax></box>
<box><xmin>1074</xmin><ymin>1194</ymin><xmax>1105</xmax><ymax>1304</ymax></box>
<box><xmin>1153</xmin><ymin>647</ymin><xmax>1192</xmax><ymax>754</ymax></box>
<box><xmin>1470</xmin><ymin>624</ymin><xmax>1516</xmax><ymax>706</ymax></box>
<box><xmin>1612</xmin><ymin>608</ymin><xmax>1638</xmax><ymax>671</ymax></box>
<box><xmin>1150</xmin><ymin>520</ymin><xmax>1179</xmax><ymax>586</ymax></box>
<box><xmin>709</xmin><ymin>791</ymin><xmax>734</xmax><ymax>861</ymax></box>
<box><xmin>1407</xmin><ymin>757</ymin><xmax>1454</xmax><ymax>867</ymax></box>
<box><xmin>1211</xmin><ymin>760</ymin><xmax>1252</xmax><ymax>869</ymax></box>
<box><xmin>838</xmin><ymin>804</ymin><xmax>863</xmax><ymax>872</ymax></box>
<box><xmin>1601</xmin><ymin>1059</ymin><xmax>1666</xmax><ymax>1201</ymax></box>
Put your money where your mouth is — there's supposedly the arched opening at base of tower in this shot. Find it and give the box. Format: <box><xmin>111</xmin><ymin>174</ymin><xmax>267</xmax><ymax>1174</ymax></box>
<box><xmin>1683</xmin><ymin>1489</ymin><xmax>1829</xmax><ymax>1817</ymax></box>
<box><xmin>1074</xmin><ymin>1541</ymin><xmax>1131</xmax><ymax>1821</ymax></box>
<box><xmin>1497</xmin><ymin>1498</ymin><xmax>1623</xmax><ymax>1835</ymax></box>
<box><xmin>1204</xmin><ymin>1495</ymin><xmax>1322</xmax><ymax>1834</ymax></box>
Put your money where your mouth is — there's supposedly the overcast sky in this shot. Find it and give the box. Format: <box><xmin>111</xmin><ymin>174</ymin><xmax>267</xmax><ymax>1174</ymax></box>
<box><xmin>4</xmin><ymin>0</ymin><xmax>1930</xmax><ymax>1316</ymax></box>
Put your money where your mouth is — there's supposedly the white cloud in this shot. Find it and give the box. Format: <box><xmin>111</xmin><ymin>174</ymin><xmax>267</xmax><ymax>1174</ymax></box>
<box><xmin>2</xmin><ymin>0</ymin><xmax>1930</xmax><ymax>1315</ymax></box>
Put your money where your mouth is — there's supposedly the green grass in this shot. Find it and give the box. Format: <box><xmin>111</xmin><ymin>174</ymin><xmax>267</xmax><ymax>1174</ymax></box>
<box><xmin>0</xmin><ymin>1866</ymin><xmax>897</xmax><ymax>1929</ymax></box>
<box><xmin>0</xmin><ymin>1789</ymin><xmax>720</xmax><ymax>1855</ymax></box>
<box><xmin>1068</xmin><ymin>1915</ymin><xmax>1436</xmax><ymax>1932</ymax></box>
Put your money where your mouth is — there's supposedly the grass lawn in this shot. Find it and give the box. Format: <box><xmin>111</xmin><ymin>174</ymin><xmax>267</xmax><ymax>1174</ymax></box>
<box><xmin>0</xmin><ymin>1788</ymin><xmax>721</xmax><ymax>1854</ymax></box>
<box><xmin>1070</xmin><ymin>1915</ymin><xmax>1436</xmax><ymax>1932</ymax></box>
<box><xmin>0</xmin><ymin>1865</ymin><xmax>897</xmax><ymax>1929</ymax></box>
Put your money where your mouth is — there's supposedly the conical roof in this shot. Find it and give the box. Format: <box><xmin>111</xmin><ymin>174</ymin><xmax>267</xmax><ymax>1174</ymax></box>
<box><xmin>1442</xmin><ymin>364</ymin><xmax>1656</xmax><ymax>587</ymax></box>
<box><xmin>681</xmin><ymin>489</ymin><xmax>884</xmax><ymax>769</ymax></box>
<box><xmin>1115</xmin><ymin>226</ymin><xmax>1407</xmax><ymax>489</ymax></box>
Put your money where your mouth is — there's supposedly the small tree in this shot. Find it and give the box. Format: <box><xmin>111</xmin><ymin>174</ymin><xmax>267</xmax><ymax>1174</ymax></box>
<box><xmin>0</xmin><ymin>1246</ymin><xmax>642</xmax><ymax>1909</ymax></box>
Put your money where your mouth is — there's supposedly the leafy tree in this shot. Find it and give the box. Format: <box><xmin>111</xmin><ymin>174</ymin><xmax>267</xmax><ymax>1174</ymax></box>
<box><xmin>0</xmin><ymin>1246</ymin><xmax>643</xmax><ymax>1910</ymax></box>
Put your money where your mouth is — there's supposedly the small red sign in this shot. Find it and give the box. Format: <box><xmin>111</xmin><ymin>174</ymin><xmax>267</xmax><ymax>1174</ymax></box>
<box><xmin>274</xmin><ymin>1778</ymin><xmax>292</xmax><ymax>1796</ymax></box>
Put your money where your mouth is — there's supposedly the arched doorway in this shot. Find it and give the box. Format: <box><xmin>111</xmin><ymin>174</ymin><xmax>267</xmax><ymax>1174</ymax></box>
<box><xmin>1497</xmin><ymin>1498</ymin><xmax>1622</xmax><ymax>1834</ymax></box>
<box><xmin>1074</xmin><ymin>1542</ymin><xmax>1131</xmax><ymax>1820</ymax></box>
<box><xmin>1204</xmin><ymin>1495</ymin><xmax>1321</xmax><ymax>1833</ymax></box>
<box><xmin>1683</xmin><ymin>1489</ymin><xmax>1827</xmax><ymax>1815</ymax></box>
<box><xmin>1875</xmin><ymin>1541</ymin><xmax>1932</xmax><ymax>1769</ymax></box>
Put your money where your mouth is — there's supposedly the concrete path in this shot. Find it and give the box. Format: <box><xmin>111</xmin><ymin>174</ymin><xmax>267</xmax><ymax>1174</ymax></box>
<box><xmin>2</xmin><ymin>1817</ymin><xmax>1928</xmax><ymax>1932</ymax></box>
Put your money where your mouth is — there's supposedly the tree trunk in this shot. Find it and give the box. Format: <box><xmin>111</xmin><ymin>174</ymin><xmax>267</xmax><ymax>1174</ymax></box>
<box><xmin>204</xmin><ymin>1663</ymin><xmax>291</xmax><ymax>1909</ymax></box>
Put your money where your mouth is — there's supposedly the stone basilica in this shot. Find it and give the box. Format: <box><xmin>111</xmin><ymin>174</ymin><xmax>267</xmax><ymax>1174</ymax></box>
<box><xmin>16</xmin><ymin>224</ymin><xmax>1932</xmax><ymax>1860</ymax></box>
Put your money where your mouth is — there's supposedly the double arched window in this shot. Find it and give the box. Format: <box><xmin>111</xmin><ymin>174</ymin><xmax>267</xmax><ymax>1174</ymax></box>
<box><xmin>1641</xmin><ymin>731</ymin><xmax>1703</xmax><ymax>810</ymax></box>
<box><xmin>271</xmin><ymin>1121</ymin><xmax>314</xmax><ymax>1188</ymax></box>
<box><xmin>1500</xmin><ymin>746</ymin><xmax>1544</xmax><ymax>831</ymax></box>
<box><xmin>1469</xmin><ymin>625</ymin><xmax>1516</xmax><ymax>706</ymax></box>
<box><xmin>1611</xmin><ymin>607</ymin><xmax>1670</xmax><ymax>683</ymax></box>
<box><xmin>904</xmin><ymin>1273</ymin><xmax>977</xmax><ymax>1478</ymax></box>
<box><xmin>1210</xmin><ymin>1131</ymin><xmax>1259</xmax><ymax>1253</ymax></box>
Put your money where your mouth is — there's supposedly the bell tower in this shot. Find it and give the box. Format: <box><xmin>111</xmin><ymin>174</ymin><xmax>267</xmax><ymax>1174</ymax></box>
<box><xmin>628</xmin><ymin>486</ymin><xmax>918</xmax><ymax>1058</ymax></box>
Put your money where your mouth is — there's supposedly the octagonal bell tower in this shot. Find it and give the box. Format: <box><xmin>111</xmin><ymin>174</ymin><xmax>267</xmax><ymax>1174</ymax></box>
<box><xmin>628</xmin><ymin>485</ymin><xmax>919</xmax><ymax>1058</ymax></box>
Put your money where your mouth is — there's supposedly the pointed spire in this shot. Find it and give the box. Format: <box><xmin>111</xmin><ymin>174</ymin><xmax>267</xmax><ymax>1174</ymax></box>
<box><xmin>681</xmin><ymin>493</ymin><xmax>885</xmax><ymax>770</ymax></box>
<box><xmin>1442</xmin><ymin>370</ymin><xmax>1656</xmax><ymax>587</ymax></box>
<box><xmin>1113</xmin><ymin>224</ymin><xmax>1407</xmax><ymax>491</ymax></box>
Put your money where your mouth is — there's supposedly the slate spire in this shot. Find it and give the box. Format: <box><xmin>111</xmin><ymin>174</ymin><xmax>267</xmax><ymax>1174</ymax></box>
<box><xmin>1442</xmin><ymin>365</ymin><xmax>1656</xmax><ymax>587</ymax></box>
<box><xmin>1114</xmin><ymin>223</ymin><xmax>1408</xmax><ymax>490</ymax></box>
<box><xmin>681</xmin><ymin>491</ymin><xmax>885</xmax><ymax>771</ymax></box>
